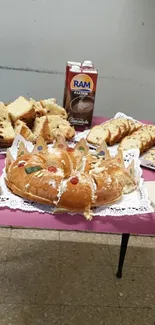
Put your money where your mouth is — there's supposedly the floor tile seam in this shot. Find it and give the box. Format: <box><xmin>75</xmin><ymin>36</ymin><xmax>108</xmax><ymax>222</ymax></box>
<box><xmin>0</xmin><ymin>303</ymin><xmax>60</xmax><ymax>306</ymax></box>
<box><xmin>59</xmin><ymin>303</ymin><xmax>121</xmax><ymax>308</ymax></box>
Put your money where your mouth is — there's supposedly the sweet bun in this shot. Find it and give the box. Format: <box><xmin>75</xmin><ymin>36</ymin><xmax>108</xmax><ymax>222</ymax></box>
<box><xmin>5</xmin><ymin>137</ymin><xmax>137</xmax><ymax>220</ymax></box>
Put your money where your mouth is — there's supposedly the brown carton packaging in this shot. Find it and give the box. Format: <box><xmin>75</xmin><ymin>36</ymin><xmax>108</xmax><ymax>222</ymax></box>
<box><xmin>65</xmin><ymin>63</ymin><xmax>98</xmax><ymax>130</ymax></box>
<box><xmin>63</xmin><ymin>61</ymin><xmax>81</xmax><ymax>108</ymax></box>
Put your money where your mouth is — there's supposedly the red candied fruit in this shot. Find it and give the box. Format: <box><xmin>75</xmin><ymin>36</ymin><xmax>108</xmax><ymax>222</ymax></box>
<box><xmin>48</xmin><ymin>166</ymin><xmax>57</xmax><ymax>173</ymax></box>
<box><xmin>70</xmin><ymin>177</ymin><xmax>79</xmax><ymax>185</ymax></box>
<box><xmin>117</xmin><ymin>158</ymin><xmax>121</xmax><ymax>163</ymax></box>
<box><xmin>18</xmin><ymin>162</ymin><xmax>25</xmax><ymax>167</ymax></box>
<box><xmin>67</xmin><ymin>147</ymin><xmax>74</xmax><ymax>152</ymax></box>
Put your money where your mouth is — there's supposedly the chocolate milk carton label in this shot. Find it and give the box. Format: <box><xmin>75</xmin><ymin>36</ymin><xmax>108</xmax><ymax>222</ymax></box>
<box><xmin>65</xmin><ymin>63</ymin><xmax>98</xmax><ymax>129</ymax></box>
<box><xmin>63</xmin><ymin>61</ymin><xmax>81</xmax><ymax>108</ymax></box>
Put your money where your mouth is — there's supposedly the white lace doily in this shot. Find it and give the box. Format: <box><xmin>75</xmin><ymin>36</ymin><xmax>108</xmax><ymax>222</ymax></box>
<box><xmin>0</xmin><ymin>142</ymin><xmax>153</xmax><ymax>217</ymax></box>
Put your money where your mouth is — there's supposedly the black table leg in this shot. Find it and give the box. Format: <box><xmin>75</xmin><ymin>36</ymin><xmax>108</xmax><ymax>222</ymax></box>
<box><xmin>116</xmin><ymin>233</ymin><xmax>130</xmax><ymax>279</ymax></box>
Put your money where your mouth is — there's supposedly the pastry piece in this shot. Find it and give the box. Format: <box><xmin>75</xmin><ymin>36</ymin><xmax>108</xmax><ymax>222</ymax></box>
<box><xmin>134</xmin><ymin>121</ymin><xmax>142</xmax><ymax>131</ymax></box>
<box><xmin>127</xmin><ymin>119</ymin><xmax>137</xmax><ymax>134</ymax></box>
<box><xmin>94</xmin><ymin>161</ymin><xmax>136</xmax><ymax>194</ymax></box>
<box><xmin>87</xmin><ymin>125</ymin><xmax>110</xmax><ymax>146</ymax></box>
<box><xmin>0</xmin><ymin>120</ymin><xmax>15</xmax><ymax>147</ymax></box>
<box><xmin>119</xmin><ymin>135</ymin><xmax>143</xmax><ymax>153</ymax></box>
<box><xmin>5</xmin><ymin>153</ymin><xmax>63</xmax><ymax>206</ymax></box>
<box><xmin>103</xmin><ymin>122</ymin><xmax>121</xmax><ymax>145</ymax></box>
<box><xmin>40</xmin><ymin>99</ymin><xmax>67</xmax><ymax>119</ymax></box>
<box><xmin>5</xmin><ymin>136</ymin><xmax>138</xmax><ymax>220</ymax></box>
<box><xmin>33</xmin><ymin>116</ymin><xmax>52</xmax><ymax>143</ymax></box>
<box><xmin>92</xmin><ymin>174</ymin><xmax>123</xmax><ymax>206</ymax></box>
<box><xmin>133</xmin><ymin>127</ymin><xmax>152</xmax><ymax>152</ymax></box>
<box><xmin>144</xmin><ymin>125</ymin><xmax>155</xmax><ymax>145</ymax></box>
<box><xmin>14</xmin><ymin>120</ymin><xmax>36</xmax><ymax>142</ymax></box>
<box><xmin>0</xmin><ymin>102</ymin><xmax>11</xmax><ymax>122</ymax></box>
<box><xmin>55</xmin><ymin>173</ymin><xmax>95</xmax><ymax>215</ymax></box>
<box><xmin>7</xmin><ymin>96</ymin><xmax>35</xmax><ymax>124</ymax></box>
<box><xmin>108</xmin><ymin>118</ymin><xmax>129</xmax><ymax>142</ymax></box>
<box><xmin>30</xmin><ymin>98</ymin><xmax>47</xmax><ymax>117</ymax></box>
<box><xmin>47</xmin><ymin>115</ymin><xmax>75</xmax><ymax>140</ymax></box>
<box><xmin>119</xmin><ymin>124</ymin><xmax>155</xmax><ymax>154</ymax></box>
<box><xmin>144</xmin><ymin>147</ymin><xmax>155</xmax><ymax>163</ymax></box>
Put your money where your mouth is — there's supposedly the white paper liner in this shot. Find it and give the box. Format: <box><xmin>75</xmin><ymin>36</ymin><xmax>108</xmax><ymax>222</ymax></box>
<box><xmin>0</xmin><ymin>137</ymin><xmax>153</xmax><ymax>217</ymax></box>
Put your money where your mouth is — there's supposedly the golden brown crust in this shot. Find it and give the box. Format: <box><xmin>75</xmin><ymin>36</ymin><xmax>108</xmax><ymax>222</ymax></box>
<box><xmin>119</xmin><ymin>124</ymin><xmax>155</xmax><ymax>154</ymax></box>
<box><xmin>86</xmin><ymin>125</ymin><xmax>110</xmax><ymax>146</ymax></box>
<box><xmin>5</xmin><ymin>138</ymin><xmax>137</xmax><ymax>218</ymax></box>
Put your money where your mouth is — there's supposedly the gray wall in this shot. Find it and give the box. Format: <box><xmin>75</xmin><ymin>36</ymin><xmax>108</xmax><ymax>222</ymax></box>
<box><xmin>0</xmin><ymin>0</ymin><xmax>155</xmax><ymax>120</ymax></box>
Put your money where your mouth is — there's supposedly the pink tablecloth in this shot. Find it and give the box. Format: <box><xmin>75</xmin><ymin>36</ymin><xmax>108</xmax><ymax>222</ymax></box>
<box><xmin>0</xmin><ymin>116</ymin><xmax>155</xmax><ymax>235</ymax></box>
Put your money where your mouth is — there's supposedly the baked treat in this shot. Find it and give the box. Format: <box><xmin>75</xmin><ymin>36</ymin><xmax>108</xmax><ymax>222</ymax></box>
<box><xmin>86</xmin><ymin>125</ymin><xmax>110</xmax><ymax>146</ymax></box>
<box><xmin>47</xmin><ymin>115</ymin><xmax>75</xmax><ymax>140</ymax></box>
<box><xmin>143</xmin><ymin>147</ymin><xmax>155</xmax><ymax>163</ymax></box>
<box><xmin>119</xmin><ymin>124</ymin><xmax>155</xmax><ymax>154</ymax></box>
<box><xmin>5</xmin><ymin>137</ymin><xmax>137</xmax><ymax>220</ymax></box>
<box><xmin>14</xmin><ymin>120</ymin><xmax>36</xmax><ymax>142</ymax></box>
<box><xmin>0</xmin><ymin>120</ymin><xmax>15</xmax><ymax>147</ymax></box>
<box><xmin>32</xmin><ymin>116</ymin><xmax>52</xmax><ymax>143</ymax></box>
<box><xmin>0</xmin><ymin>95</ymin><xmax>74</xmax><ymax>147</ymax></box>
<box><xmin>87</xmin><ymin>117</ymin><xmax>143</xmax><ymax>147</ymax></box>
<box><xmin>7</xmin><ymin>96</ymin><xmax>35</xmax><ymax>124</ymax></box>
<box><xmin>0</xmin><ymin>102</ymin><xmax>11</xmax><ymax>122</ymax></box>
<box><xmin>0</xmin><ymin>102</ymin><xmax>15</xmax><ymax>146</ymax></box>
<box><xmin>29</xmin><ymin>98</ymin><xmax>47</xmax><ymax>117</ymax></box>
<box><xmin>40</xmin><ymin>99</ymin><xmax>67</xmax><ymax>119</ymax></box>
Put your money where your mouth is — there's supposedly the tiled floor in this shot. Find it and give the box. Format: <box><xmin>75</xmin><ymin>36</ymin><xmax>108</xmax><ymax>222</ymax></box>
<box><xmin>0</xmin><ymin>228</ymin><xmax>155</xmax><ymax>325</ymax></box>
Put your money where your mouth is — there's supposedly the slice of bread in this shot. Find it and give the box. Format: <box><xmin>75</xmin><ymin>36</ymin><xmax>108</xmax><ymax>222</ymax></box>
<box><xmin>133</xmin><ymin>126</ymin><xmax>153</xmax><ymax>151</ymax></box>
<box><xmin>119</xmin><ymin>135</ymin><xmax>143</xmax><ymax>153</ymax></box>
<box><xmin>0</xmin><ymin>120</ymin><xmax>15</xmax><ymax>145</ymax></box>
<box><xmin>30</xmin><ymin>98</ymin><xmax>47</xmax><ymax>117</ymax></box>
<box><xmin>87</xmin><ymin>125</ymin><xmax>110</xmax><ymax>146</ymax></box>
<box><xmin>144</xmin><ymin>125</ymin><xmax>155</xmax><ymax>145</ymax></box>
<box><xmin>127</xmin><ymin>119</ymin><xmax>137</xmax><ymax>134</ymax></box>
<box><xmin>40</xmin><ymin>99</ymin><xmax>67</xmax><ymax>119</ymax></box>
<box><xmin>14</xmin><ymin>120</ymin><xmax>36</xmax><ymax>142</ymax></box>
<box><xmin>134</xmin><ymin>121</ymin><xmax>142</xmax><ymax>131</ymax></box>
<box><xmin>101</xmin><ymin>121</ymin><xmax>121</xmax><ymax>145</ymax></box>
<box><xmin>47</xmin><ymin>115</ymin><xmax>75</xmax><ymax>140</ymax></box>
<box><xmin>108</xmin><ymin>118</ymin><xmax>129</xmax><ymax>142</ymax></box>
<box><xmin>7</xmin><ymin>96</ymin><xmax>35</xmax><ymax>123</ymax></box>
<box><xmin>144</xmin><ymin>147</ymin><xmax>155</xmax><ymax>163</ymax></box>
<box><xmin>0</xmin><ymin>102</ymin><xmax>11</xmax><ymax>122</ymax></box>
<box><xmin>33</xmin><ymin>116</ymin><xmax>52</xmax><ymax>143</ymax></box>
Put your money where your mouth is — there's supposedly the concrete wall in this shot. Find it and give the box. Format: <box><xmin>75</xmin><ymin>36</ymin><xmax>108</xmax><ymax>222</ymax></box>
<box><xmin>0</xmin><ymin>0</ymin><xmax>155</xmax><ymax>120</ymax></box>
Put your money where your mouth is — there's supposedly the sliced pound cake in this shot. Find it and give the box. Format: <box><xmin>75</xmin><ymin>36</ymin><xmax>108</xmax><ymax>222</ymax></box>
<box><xmin>14</xmin><ymin>120</ymin><xmax>36</xmax><ymax>142</ymax></box>
<box><xmin>0</xmin><ymin>102</ymin><xmax>11</xmax><ymax>122</ymax></box>
<box><xmin>40</xmin><ymin>99</ymin><xmax>67</xmax><ymax>119</ymax></box>
<box><xmin>119</xmin><ymin>135</ymin><xmax>143</xmax><ymax>153</ymax></box>
<box><xmin>47</xmin><ymin>115</ymin><xmax>75</xmax><ymax>140</ymax></box>
<box><xmin>7</xmin><ymin>96</ymin><xmax>35</xmax><ymax>124</ymax></box>
<box><xmin>144</xmin><ymin>147</ymin><xmax>155</xmax><ymax>163</ymax></box>
<box><xmin>0</xmin><ymin>120</ymin><xmax>15</xmax><ymax>147</ymax></box>
<box><xmin>86</xmin><ymin>125</ymin><xmax>110</xmax><ymax>146</ymax></box>
<box><xmin>33</xmin><ymin>116</ymin><xmax>52</xmax><ymax>143</ymax></box>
